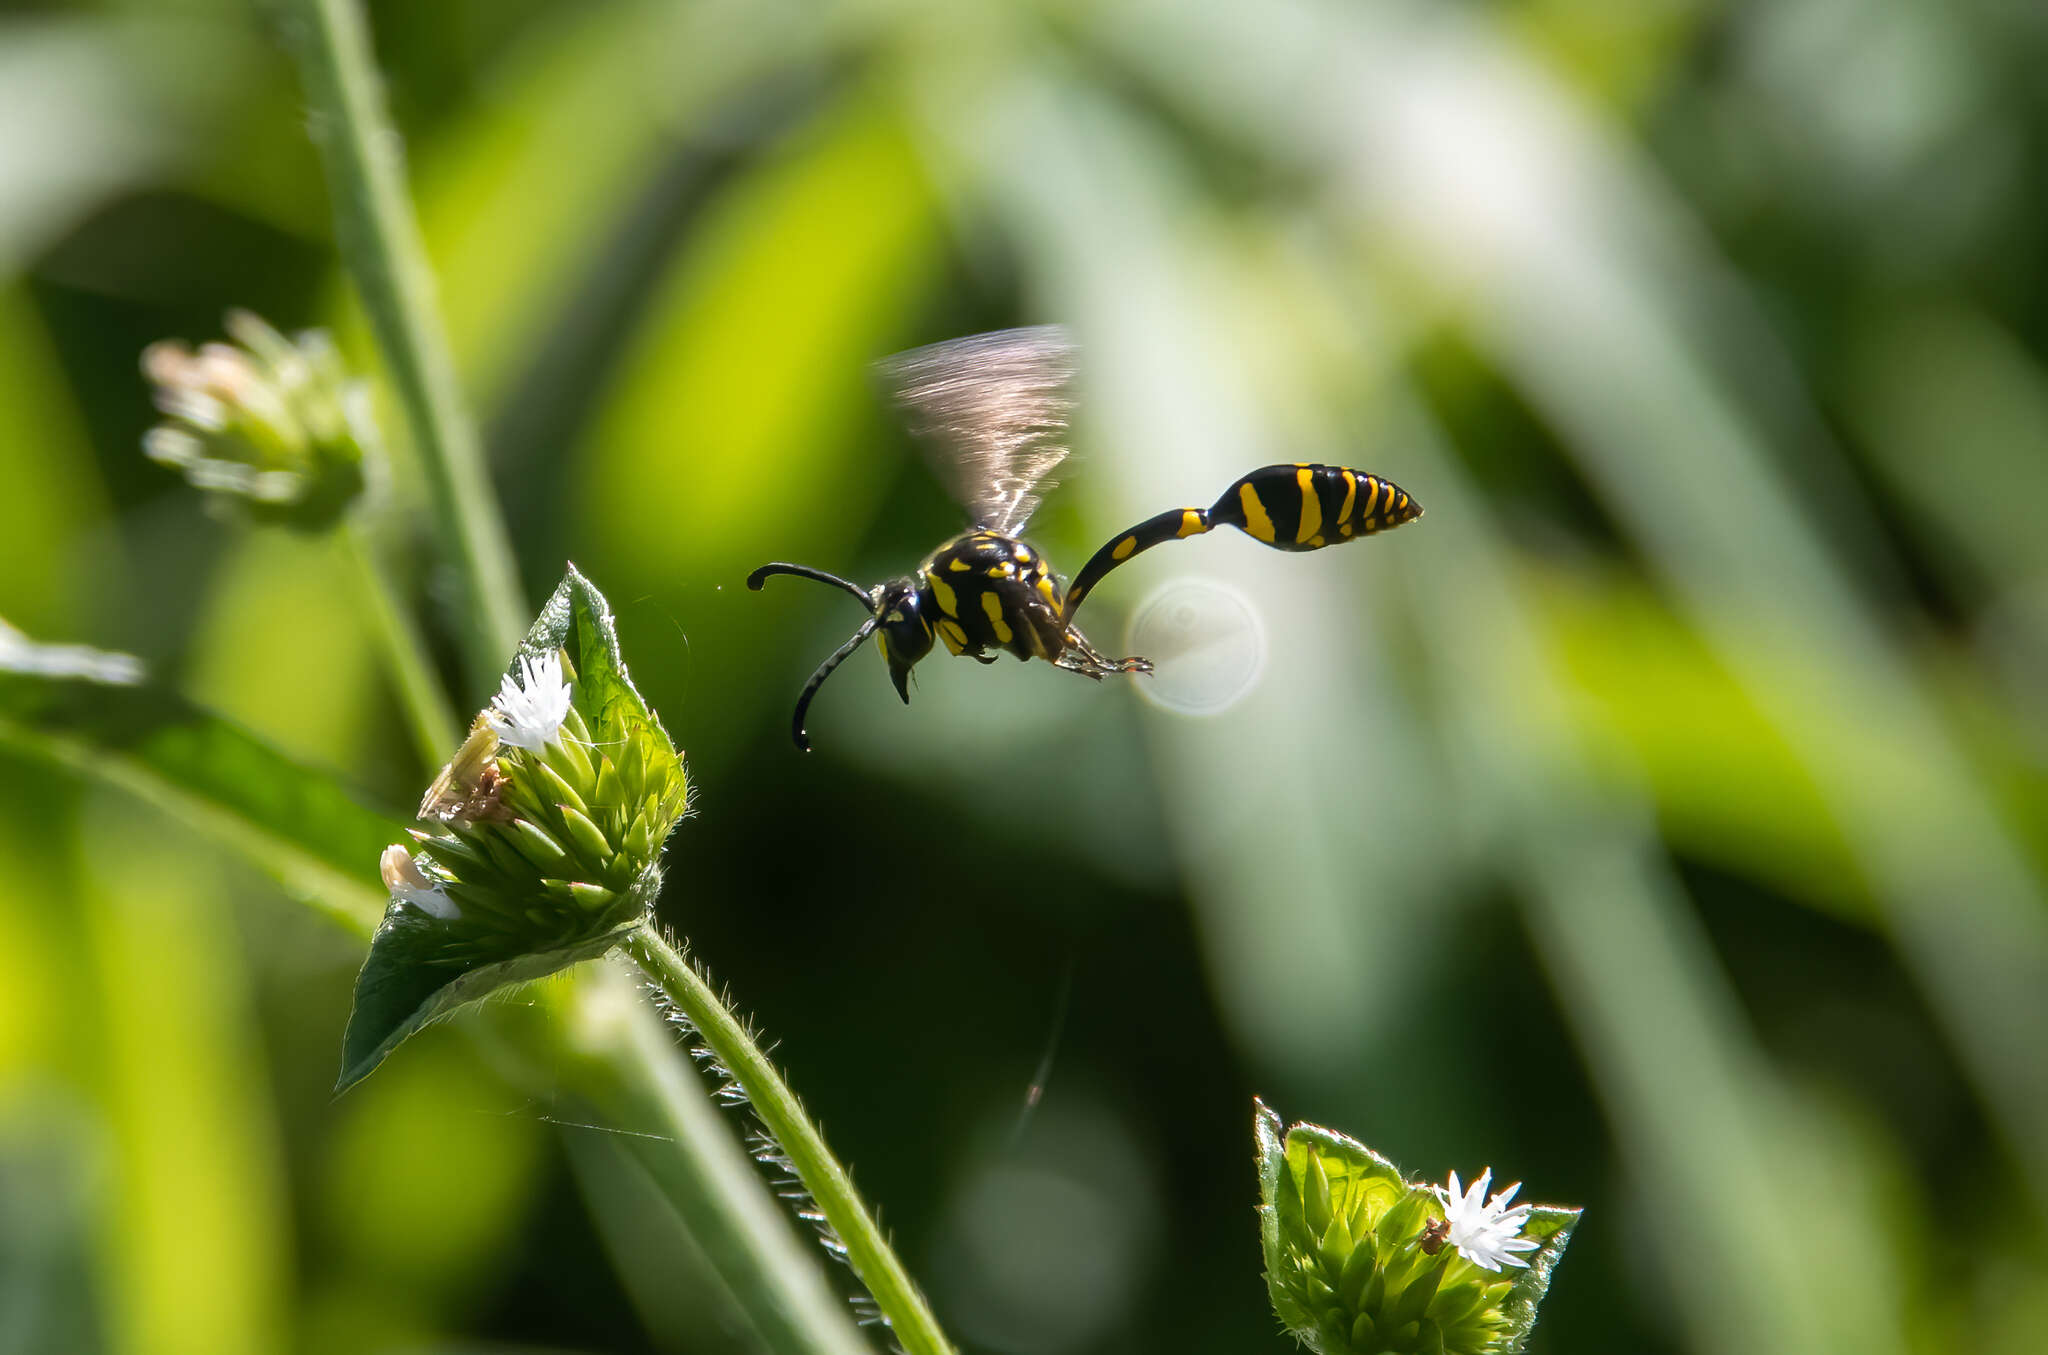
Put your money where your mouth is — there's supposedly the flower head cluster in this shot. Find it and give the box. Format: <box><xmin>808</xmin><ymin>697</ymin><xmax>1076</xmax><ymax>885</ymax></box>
<box><xmin>1441</xmin><ymin>1170</ymin><xmax>1540</xmax><ymax>1273</ymax></box>
<box><xmin>340</xmin><ymin>569</ymin><xmax>691</xmax><ymax>1092</ymax></box>
<box><xmin>397</xmin><ymin>646</ymin><xmax>683</xmax><ymax>961</ymax></box>
<box><xmin>1256</xmin><ymin>1104</ymin><xmax>1577</xmax><ymax>1355</ymax></box>
<box><xmin>141</xmin><ymin>309</ymin><xmax>373</xmax><ymax>530</ymax></box>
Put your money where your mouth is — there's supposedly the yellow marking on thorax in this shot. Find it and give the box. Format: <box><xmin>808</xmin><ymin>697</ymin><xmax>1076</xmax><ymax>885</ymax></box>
<box><xmin>1012</xmin><ymin>543</ymin><xmax>1032</xmax><ymax>561</ymax></box>
<box><xmin>948</xmin><ymin>557</ymin><xmax>970</xmax><ymax>572</ymax></box>
<box><xmin>937</xmin><ymin>618</ymin><xmax>969</xmax><ymax>654</ymax></box>
<box><xmin>1178</xmin><ymin>509</ymin><xmax>1208</xmax><ymax>537</ymax></box>
<box><xmin>1035</xmin><ymin>575</ymin><xmax>1060</xmax><ymax>608</ymax></box>
<box><xmin>1112</xmin><ymin>536</ymin><xmax>1137</xmax><ymax>561</ymax></box>
<box><xmin>979</xmin><ymin>592</ymin><xmax>1014</xmax><ymax>642</ymax></box>
<box><xmin>1294</xmin><ymin>466</ymin><xmax>1322</xmax><ymax>543</ymax></box>
<box><xmin>1238</xmin><ymin>482</ymin><xmax>1277</xmax><ymax>542</ymax></box>
<box><xmin>929</xmin><ymin>573</ymin><xmax>959</xmax><ymax>616</ymax></box>
<box><xmin>988</xmin><ymin>565</ymin><xmax>1012</xmax><ymax>579</ymax></box>
<box><xmin>1339</xmin><ymin>470</ymin><xmax>1357</xmax><ymax>524</ymax></box>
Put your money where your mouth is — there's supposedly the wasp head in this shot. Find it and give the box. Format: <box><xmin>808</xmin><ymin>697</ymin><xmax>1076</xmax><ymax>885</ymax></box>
<box><xmin>873</xmin><ymin>578</ymin><xmax>935</xmax><ymax>704</ymax></box>
<box><xmin>748</xmin><ymin>561</ymin><xmax>936</xmax><ymax>750</ymax></box>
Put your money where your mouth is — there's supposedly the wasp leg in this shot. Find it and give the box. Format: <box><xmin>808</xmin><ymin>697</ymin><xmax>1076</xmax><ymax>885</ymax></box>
<box><xmin>1007</xmin><ymin>587</ymin><xmax>1146</xmax><ymax>678</ymax></box>
<box><xmin>1054</xmin><ymin>625</ymin><xmax>1152</xmax><ymax>679</ymax></box>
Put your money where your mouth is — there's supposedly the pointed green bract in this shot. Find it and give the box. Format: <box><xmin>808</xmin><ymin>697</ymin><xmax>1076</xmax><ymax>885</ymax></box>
<box><xmin>1255</xmin><ymin>1101</ymin><xmax>1579</xmax><ymax>1355</ymax></box>
<box><xmin>338</xmin><ymin>566</ymin><xmax>688</xmax><ymax>1091</ymax></box>
<box><xmin>1491</xmin><ymin>1204</ymin><xmax>1579</xmax><ymax>1352</ymax></box>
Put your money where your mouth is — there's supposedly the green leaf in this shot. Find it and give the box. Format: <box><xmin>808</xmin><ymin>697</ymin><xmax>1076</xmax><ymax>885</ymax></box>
<box><xmin>335</xmin><ymin>910</ymin><xmax>637</xmax><ymax>1094</ymax></box>
<box><xmin>1492</xmin><ymin>1204</ymin><xmax>1580</xmax><ymax>1355</ymax></box>
<box><xmin>519</xmin><ymin>562</ymin><xmax>628</xmax><ymax>711</ymax></box>
<box><xmin>0</xmin><ymin>658</ymin><xmax>393</xmax><ymax>933</ymax></box>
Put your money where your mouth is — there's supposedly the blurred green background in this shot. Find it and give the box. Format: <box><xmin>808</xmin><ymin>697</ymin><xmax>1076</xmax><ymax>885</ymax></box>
<box><xmin>4</xmin><ymin>0</ymin><xmax>2048</xmax><ymax>1352</ymax></box>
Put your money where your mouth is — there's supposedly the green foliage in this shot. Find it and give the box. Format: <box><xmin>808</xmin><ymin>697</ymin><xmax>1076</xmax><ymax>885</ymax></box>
<box><xmin>338</xmin><ymin>566</ymin><xmax>687</xmax><ymax>1090</ymax></box>
<box><xmin>8</xmin><ymin>0</ymin><xmax>2048</xmax><ymax>1350</ymax></box>
<box><xmin>0</xmin><ymin>632</ymin><xmax>393</xmax><ymax>931</ymax></box>
<box><xmin>1257</xmin><ymin>1103</ymin><xmax>1577</xmax><ymax>1355</ymax></box>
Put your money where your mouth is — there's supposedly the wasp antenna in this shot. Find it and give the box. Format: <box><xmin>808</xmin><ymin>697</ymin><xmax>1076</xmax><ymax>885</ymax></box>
<box><xmin>746</xmin><ymin>562</ymin><xmax>876</xmax><ymax>610</ymax></box>
<box><xmin>789</xmin><ymin>617</ymin><xmax>880</xmax><ymax>752</ymax></box>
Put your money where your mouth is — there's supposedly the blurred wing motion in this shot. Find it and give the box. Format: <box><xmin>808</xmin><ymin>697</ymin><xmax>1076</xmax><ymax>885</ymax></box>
<box><xmin>878</xmin><ymin>325</ymin><xmax>1077</xmax><ymax>537</ymax></box>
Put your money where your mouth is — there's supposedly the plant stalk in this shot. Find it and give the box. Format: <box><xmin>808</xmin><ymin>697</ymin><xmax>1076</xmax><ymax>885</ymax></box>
<box><xmin>623</xmin><ymin>927</ymin><xmax>958</xmax><ymax>1355</ymax></box>
<box><xmin>342</xmin><ymin>520</ymin><xmax>459</xmax><ymax>765</ymax></box>
<box><xmin>552</xmin><ymin>962</ymin><xmax>880</xmax><ymax>1355</ymax></box>
<box><xmin>279</xmin><ymin>0</ymin><xmax>527</xmax><ymax>692</ymax></box>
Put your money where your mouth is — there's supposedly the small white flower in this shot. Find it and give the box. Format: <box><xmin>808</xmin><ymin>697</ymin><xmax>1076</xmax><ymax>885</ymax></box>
<box><xmin>380</xmin><ymin>844</ymin><xmax>461</xmax><ymax>920</ymax></box>
<box><xmin>489</xmin><ymin>651</ymin><xmax>572</xmax><ymax>751</ymax></box>
<box><xmin>1440</xmin><ymin>1168</ymin><xmax>1541</xmax><ymax>1272</ymax></box>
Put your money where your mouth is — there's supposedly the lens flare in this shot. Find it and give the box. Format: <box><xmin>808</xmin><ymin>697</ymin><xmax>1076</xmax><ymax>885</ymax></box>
<box><xmin>1126</xmin><ymin>578</ymin><xmax>1267</xmax><ymax>716</ymax></box>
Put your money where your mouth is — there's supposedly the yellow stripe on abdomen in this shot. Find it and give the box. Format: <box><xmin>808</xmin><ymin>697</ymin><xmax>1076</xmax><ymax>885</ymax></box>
<box><xmin>1294</xmin><ymin>466</ymin><xmax>1322</xmax><ymax>544</ymax></box>
<box><xmin>1239</xmin><ymin>482</ymin><xmax>1277</xmax><ymax>543</ymax></box>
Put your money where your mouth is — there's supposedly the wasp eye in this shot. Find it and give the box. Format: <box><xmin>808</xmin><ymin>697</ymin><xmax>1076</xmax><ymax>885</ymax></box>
<box><xmin>876</xmin><ymin>590</ymin><xmax>935</xmax><ymax>695</ymax></box>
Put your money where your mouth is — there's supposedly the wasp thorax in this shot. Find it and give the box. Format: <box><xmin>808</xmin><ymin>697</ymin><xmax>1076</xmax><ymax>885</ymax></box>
<box><xmin>875</xmin><ymin>579</ymin><xmax>935</xmax><ymax>703</ymax></box>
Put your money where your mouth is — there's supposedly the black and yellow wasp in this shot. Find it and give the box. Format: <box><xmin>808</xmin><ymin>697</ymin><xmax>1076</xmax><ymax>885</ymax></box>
<box><xmin>748</xmin><ymin>326</ymin><xmax>1422</xmax><ymax>750</ymax></box>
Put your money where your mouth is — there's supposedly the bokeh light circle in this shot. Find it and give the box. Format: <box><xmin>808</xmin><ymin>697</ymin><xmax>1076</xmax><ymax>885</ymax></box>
<box><xmin>1124</xmin><ymin>577</ymin><xmax>1267</xmax><ymax>716</ymax></box>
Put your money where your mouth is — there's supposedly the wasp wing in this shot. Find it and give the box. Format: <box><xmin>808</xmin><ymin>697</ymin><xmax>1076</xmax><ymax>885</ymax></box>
<box><xmin>877</xmin><ymin>325</ymin><xmax>1077</xmax><ymax>538</ymax></box>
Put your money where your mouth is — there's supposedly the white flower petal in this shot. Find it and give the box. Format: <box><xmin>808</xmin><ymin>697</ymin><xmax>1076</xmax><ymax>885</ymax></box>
<box><xmin>489</xmin><ymin>651</ymin><xmax>572</xmax><ymax>751</ymax></box>
<box><xmin>1439</xmin><ymin>1165</ymin><xmax>1538</xmax><ymax>1273</ymax></box>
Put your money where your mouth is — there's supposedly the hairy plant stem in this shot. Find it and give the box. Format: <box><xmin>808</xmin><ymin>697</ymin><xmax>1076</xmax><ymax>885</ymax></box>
<box><xmin>342</xmin><ymin>520</ymin><xmax>458</xmax><ymax>766</ymax></box>
<box><xmin>624</xmin><ymin>926</ymin><xmax>959</xmax><ymax>1355</ymax></box>
<box><xmin>278</xmin><ymin>0</ymin><xmax>526</xmax><ymax>692</ymax></box>
<box><xmin>552</xmin><ymin>963</ymin><xmax>879</xmax><ymax>1355</ymax></box>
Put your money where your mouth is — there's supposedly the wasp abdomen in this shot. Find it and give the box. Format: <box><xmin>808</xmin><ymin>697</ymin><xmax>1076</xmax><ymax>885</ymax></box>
<box><xmin>1061</xmin><ymin>463</ymin><xmax>1421</xmax><ymax>624</ymax></box>
<box><xmin>1210</xmin><ymin>463</ymin><xmax>1420</xmax><ymax>551</ymax></box>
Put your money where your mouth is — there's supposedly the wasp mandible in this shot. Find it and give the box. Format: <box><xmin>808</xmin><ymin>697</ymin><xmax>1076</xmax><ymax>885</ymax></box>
<box><xmin>748</xmin><ymin>326</ymin><xmax>1422</xmax><ymax>750</ymax></box>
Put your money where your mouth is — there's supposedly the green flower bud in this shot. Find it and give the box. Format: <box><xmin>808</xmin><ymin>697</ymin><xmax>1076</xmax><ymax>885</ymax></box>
<box><xmin>1255</xmin><ymin>1101</ymin><xmax>1580</xmax><ymax>1355</ymax></box>
<box><xmin>140</xmin><ymin>309</ymin><xmax>371</xmax><ymax>530</ymax></box>
<box><xmin>338</xmin><ymin>567</ymin><xmax>687</xmax><ymax>1091</ymax></box>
